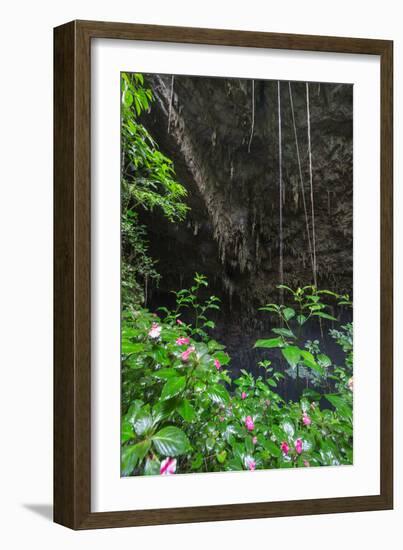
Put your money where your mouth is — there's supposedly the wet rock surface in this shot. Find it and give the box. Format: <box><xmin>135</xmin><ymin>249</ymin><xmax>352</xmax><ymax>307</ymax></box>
<box><xmin>139</xmin><ymin>74</ymin><xmax>353</xmax><ymax>377</ymax></box>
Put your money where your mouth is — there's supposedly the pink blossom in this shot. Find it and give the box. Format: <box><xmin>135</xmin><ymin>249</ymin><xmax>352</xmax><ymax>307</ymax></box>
<box><xmin>245</xmin><ymin>416</ymin><xmax>255</xmax><ymax>431</ymax></box>
<box><xmin>214</xmin><ymin>358</ymin><xmax>221</xmax><ymax>370</ymax></box>
<box><xmin>176</xmin><ymin>337</ymin><xmax>190</xmax><ymax>346</ymax></box>
<box><xmin>219</xmin><ymin>416</ymin><xmax>225</xmax><ymax>422</ymax></box>
<box><xmin>252</xmin><ymin>436</ymin><xmax>258</xmax><ymax>445</ymax></box>
<box><xmin>280</xmin><ymin>441</ymin><xmax>289</xmax><ymax>455</ymax></box>
<box><xmin>302</xmin><ymin>412</ymin><xmax>312</xmax><ymax>426</ymax></box>
<box><xmin>241</xmin><ymin>392</ymin><xmax>247</xmax><ymax>400</ymax></box>
<box><xmin>176</xmin><ymin>319</ymin><xmax>184</xmax><ymax>326</ymax></box>
<box><xmin>160</xmin><ymin>457</ymin><xmax>177</xmax><ymax>475</ymax></box>
<box><xmin>245</xmin><ymin>457</ymin><xmax>256</xmax><ymax>471</ymax></box>
<box><xmin>303</xmin><ymin>460</ymin><xmax>310</xmax><ymax>467</ymax></box>
<box><xmin>148</xmin><ymin>322</ymin><xmax>161</xmax><ymax>339</ymax></box>
<box><xmin>295</xmin><ymin>438</ymin><xmax>303</xmax><ymax>455</ymax></box>
<box><xmin>181</xmin><ymin>346</ymin><xmax>195</xmax><ymax>362</ymax></box>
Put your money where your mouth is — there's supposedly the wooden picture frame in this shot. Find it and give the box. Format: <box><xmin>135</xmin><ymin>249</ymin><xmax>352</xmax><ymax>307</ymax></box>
<box><xmin>54</xmin><ymin>19</ymin><xmax>393</xmax><ymax>529</ymax></box>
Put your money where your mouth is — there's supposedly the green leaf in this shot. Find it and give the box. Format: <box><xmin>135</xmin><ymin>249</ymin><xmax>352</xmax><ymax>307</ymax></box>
<box><xmin>121</xmin><ymin>440</ymin><xmax>151</xmax><ymax>475</ymax></box>
<box><xmin>144</xmin><ymin>458</ymin><xmax>160</xmax><ymax>476</ymax></box>
<box><xmin>206</xmin><ymin>384</ymin><xmax>230</xmax><ymax>405</ymax></box>
<box><xmin>281</xmin><ymin>346</ymin><xmax>301</xmax><ymax>368</ymax></box>
<box><xmin>317</xmin><ymin>353</ymin><xmax>332</xmax><ymax>368</ymax></box>
<box><xmin>325</xmin><ymin>394</ymin><xmax>352</xmax><ymax>420</ymax></box>
<box><xmin>264</xmin><ymin>439</ymin><xmax>282</xmax><ymax>457</ymax></box>
<box><xmin>121</xmin><ymin>420</ymin><xmax>135</xmax><ymax>443</ymax></box>
<box><xmin>213</xmin><ymin>351</ymin><xmax>230</xmax><ymax>366</ymax></box>
<box><xmin>297</xmin><ymin>315</ymin><xmax>307</xmax><ymax>326</ymax></box>
<box><xmin>191</xmin><ymin>453</ymin><xmax>203</xmax><ymax>470</ymax></box>
<box><xmin>152</xmin><ymin>368</ymin><xmax>178</xmax><ymax>379</ymax></box>
<box><xmin>216</xmin><ymin>450</ymin><xmax>227</xmax><ymax>464</ymax></box>
<box><xmin>177</xmin><ymin>399</ymin><xmax>196</xmax><ymax>422</ymax></box>
<box><xmin>123</xmin><ymin>90</ymin><xmax>133</xmax><ymax>107</ymax></box>
<box><xmin>281</xmin><ymin>420</ymin><xmax>295</xmax><ymax>437</ymax></box>
<box><xmin>152</xmin><ymin>426</ymin><xmax>190</xmax><ymax>456</ymax></box>
<box><xmin>300</xmin><ymin>350</ymin><xmax>324</xmax><ymax>374</ymax></box>
<box><xmin>254</xmin><ymin>337</ymin><xmax>283</xmax><ymax>349</ymax></box>
<box><xmin>312</xmin><ymin>312</ymin><xmax>337</xmax><ymax>321</ymax></box>
<box><xmin>122</xmin><ymin>341</ymin><xmax>145</xmax><ymax>354</ymax></box>
<box><xmin>283</xmin><ymin>307</ymin><xmax>295</xmax><ymax>321</ymax></box>
<box><xmin>161</xmin><ymin>376</ymin><xmax>186</xmax><ymax>401</ymax></box>
<box><xmin>272</xmin><ymin>328</ymin><xmax>296</xmax><ymax>339</ymax></box>
<box><xmin>133</xmin><ymin>412</ymin><xmax>153</xmax><ymax>436</ymax></box>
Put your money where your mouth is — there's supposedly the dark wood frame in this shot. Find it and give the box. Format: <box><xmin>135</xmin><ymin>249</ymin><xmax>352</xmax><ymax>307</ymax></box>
<box><xmin>54</xmin><ymin>19</ymin><xmax>393</xmax><ymax>530</ymax></box>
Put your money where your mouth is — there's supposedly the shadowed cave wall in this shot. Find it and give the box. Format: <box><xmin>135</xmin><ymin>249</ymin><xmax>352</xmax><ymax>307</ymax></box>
<box><xmin>137</xmin><ymin>74</ymin><xmax>353</xmax><ymax>379</ymax></box>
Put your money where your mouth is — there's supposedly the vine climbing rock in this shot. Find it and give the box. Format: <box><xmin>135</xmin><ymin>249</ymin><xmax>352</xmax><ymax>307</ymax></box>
<box><xmin>138</xmin><ymin>74</ymin><xmax>353</xmax><ymax>372</ymax></box>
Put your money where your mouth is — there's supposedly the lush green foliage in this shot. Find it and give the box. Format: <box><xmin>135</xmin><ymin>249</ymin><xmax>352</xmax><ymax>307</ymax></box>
<box><xmin>121</xmin><ymin>276</ymin><xmax>353</xmax><ymax>476</ymax></box>
<box><xmin>121</xmin><ymin>72</ymin><xmax>189</xmax><ymax>307</ymax></box>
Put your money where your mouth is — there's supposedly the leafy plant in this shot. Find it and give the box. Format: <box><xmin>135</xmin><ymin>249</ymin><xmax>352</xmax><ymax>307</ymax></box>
<box><xmin>121</xmin><ymin>277</ymin><xmax>353</xmax><ymax>476</ymax></box>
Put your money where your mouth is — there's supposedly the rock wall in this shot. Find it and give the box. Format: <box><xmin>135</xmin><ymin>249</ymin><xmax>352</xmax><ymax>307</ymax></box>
<box><xmin>138</xmin><ymin>74</ymin><xmax>353</xmax><ymax>375</ymax></box>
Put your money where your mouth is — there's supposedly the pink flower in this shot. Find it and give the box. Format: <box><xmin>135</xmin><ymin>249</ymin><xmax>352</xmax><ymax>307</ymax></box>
<box><xmin>348</xmin><ymin>377</ymin><xmax>353</xmax><ymax>392</ymax></box>
<box><xmin>181</xmin><ymin>346</ymin><xmax>195</xmax><ymax>362</ymax></box>
<box><xmin>214</xmin><ymin>358</ymin><xmax>221</xmax><ymax>370</ymax></box>
<box><xmin>176</xmin><ymin>337</ymin><xmax>190</xmax><ymax>346</ymax></box>
<box><xmin>303</xmin><ymin>460</ymin><xmax>310</xmax><ymax>467</ymax></box>
<box><xmin>252</xmin><ymin>436</ymin><xmax>258</xmax><ymax>445</ymax></box>
<box><xmin>295</xmin><ymin>438</ymin><xmax>303</xmax><ymax>455</ymax></box>
<box><xmin>302</xmin><ymin>412</ymin><xmax>312</xmax><ymax>426</ymax></box>
<box><xmin>148</xmin><ymin>322</ymin><xmax>161</xmax><ymax>339</ymax></box>
<box><xmin>176</xmin><ymin>319</ymin><xmax>184</xmax><ymax>326</ymax></box>
<box><xmin>280</xmin><ymin>441</ymin><xmax>289</xmax><ymax>455</ymax></box>
<box><xmin>160</xmin><ymin>457</ymin><xmax>177</xmax><ymax>475</ymax></box>
<box><xmin>245</xmin><ymin>457</ymin><xmax>256</xmax><ymax>471</ymax></box>
<box><xmin>245</xmin><ymin>416</ymin><xmax>255</xmax><ymax>431</ymax></box>
<box><xmin>241</xmin><ymin>392</ymin><xmax>247</xmax><ymax>400</ymax></box>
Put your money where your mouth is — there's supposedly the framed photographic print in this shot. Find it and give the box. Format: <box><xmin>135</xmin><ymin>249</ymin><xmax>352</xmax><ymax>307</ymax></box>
<box><xmin>54</xmin><ymin>20</ymin><xmax>393</xmax><ymax>529</ymax></box>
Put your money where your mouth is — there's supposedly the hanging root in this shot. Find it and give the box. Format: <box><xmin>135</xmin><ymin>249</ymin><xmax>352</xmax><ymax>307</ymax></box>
<box><xmin>288</xmin><ymin>82</ymin><xmax>315</xmax><ymax>281</ymax></box>
<box><xmin>167</xmin><ymin>75</ymin><xmax>175</xmax><ymax>132</ymax></box>
<box><xmin>306</xmin><ymin>82</ymin><xmax>318</xmax><ymax>288</ymax></box>
<box><xmin>277</xmin><ymin>81</ymin><xmax>284</xmax><ymax>303</ymax></box>
<box><xmin>247</xmin><ymin>80</ymin><xmax>255</xmax><ymax>153</ymax></box>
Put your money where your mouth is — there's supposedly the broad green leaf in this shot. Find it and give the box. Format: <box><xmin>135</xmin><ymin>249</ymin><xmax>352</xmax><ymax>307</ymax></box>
<box><xmin>283</xmin><ymin>307</ymin><xmax>295</xmax><ymax>321</ymax></box>
<box><xmin>191</xmin><ymin>453</ymin><xmax>203</xmax><ymax>470</ymax></box>
<box><xmin>121</xmin><ymin>420</ymin><xmax>134</xmax><ymax>443</ymax></box>
<box><xmin>213</xmin><ymin>351</ymin><xmax>230</xmax><ymax>366</ymax></box>
<box><xmin>281</xmin><ymin>346</ymin><xmax>301</xmax><ymax>368</ymax></box>
<box><xmin>121</xmin><ymin>440</ymin><xmax>151</xmax><ymax>475</ymax></box>
<box><xmin>272</xmin><ymin>328</ymin><xmax>296</xmax><ymax>339</ymax></box>
<box><xmin>300</xmin><ymin>350</ymin><xmax>324</xmax><ymax>374</ymax></box>
<box><xmin>254</xmin><ymin>337</ymin><xmax>283</xmax><ymax>349</ymax></box>
<box><xmin>133</xmin><ymin>412</ymin><xmax>153</xmax><ymax>436</ymax></box>
<box><xmin>325</xmin><ymin>394</ymin><xmax>352</xmax><ymax>420</ymax></box>
<box><xmin>206</xmin><ymin>383</ymin><xmax>230</xmax><ymax>405</ymax></box>
<box><xmin>296</xmin><ymin>314</ymin><xmax>307</xmax><ymax>326</ymax></box>
<box><xmin>161</xmin><ymin>376</ymin><xmax>186</xmax><ymax>401</ymax></box>
<box><xmin>152</xmin><ymin>426</ymin><xmax>190</xmax><ymax>456</ymax></box>
<box><xmin>177</xmin><ymin>398</ymin><xmax>196</xmax><ymax>422</ymax></box>
<box><xmin>121</xmin><ymin>341</ymin><xmax>145</xmax><ymax>355</ymax></box>
<box><xmin>152</xmin><ymin>368</ymin><xmax>178</xmax><ymax>379</ymax></box>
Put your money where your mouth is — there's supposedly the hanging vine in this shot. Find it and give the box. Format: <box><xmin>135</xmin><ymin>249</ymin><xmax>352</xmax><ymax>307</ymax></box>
<box><xmin>167</xmin><ymin>75</ymin><xmax>175</xmax><ymax>132</ymax></box>
<box><xmin>248</xmin><ymin>79</ymin><xmax>255</xmax><ymax>153</ymax></box>
<box><xmin>288</xmin><ymin>82</ymin><xmax>315</xmax><ymax>281</ymax></box>
<box><xmin>277</xmin><ymin>81</ymin><xmax>284</xmax><ymax>301</ymax></box>
<box><xmin>306</xmin><ymin>82</ymin><xmax>318</xmax><ymax>287</ymax></box>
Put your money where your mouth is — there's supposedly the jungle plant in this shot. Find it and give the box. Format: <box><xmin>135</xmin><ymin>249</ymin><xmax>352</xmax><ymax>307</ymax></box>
<box><xmin>121</xmin><ymin>277</ymin><xmax>353</xmax><ymax>476</ymax></box>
